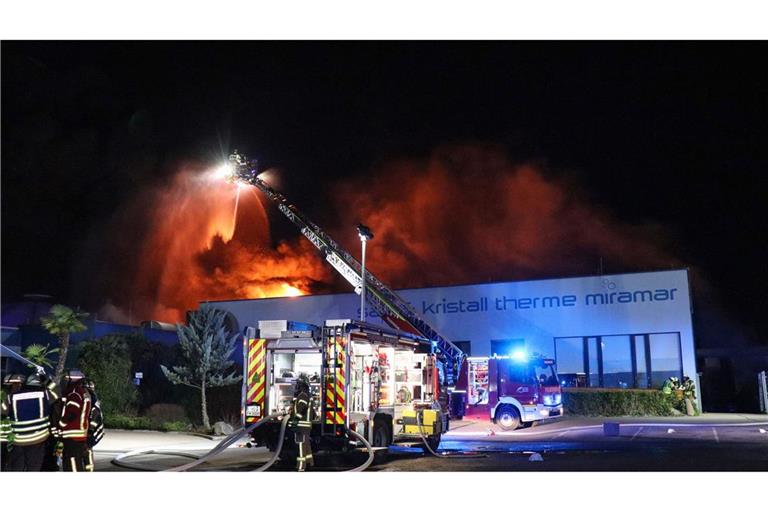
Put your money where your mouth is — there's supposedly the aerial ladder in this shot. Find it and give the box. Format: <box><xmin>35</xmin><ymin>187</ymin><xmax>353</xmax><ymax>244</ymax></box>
<box><xmin>227</xmin><ymin>151</ymin><xmax>465</xmax><ymax>385</ymax></box>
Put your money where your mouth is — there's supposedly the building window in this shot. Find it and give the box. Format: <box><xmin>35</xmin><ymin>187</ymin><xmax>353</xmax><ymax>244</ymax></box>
<box><xmin>649</xmin><ymin>333</ymin><xmax>683</xmax><ymax>388</ymax></box>
<box><xmin>554</xmin><ymin>337</ymin><xmax>586</xmax><ymax>388</ymax></box>
<box><xmin>554</xmin><ymin>332</ymin><xmax>682</xmax><ymax>390</ymax></box>
<box><xmin>601</xmin><ymin>335</ymin><xmax>633</xmax><ymax>388</ymax></box>
<box><xmin>633</xmin><ymin>335</ymin><xmax>649</xmax><ymax>388</ymax></box>
<box><xmin>587</xmin><ymin>337</ymin><xmax>602</xmax><ymax>387</ymax></box>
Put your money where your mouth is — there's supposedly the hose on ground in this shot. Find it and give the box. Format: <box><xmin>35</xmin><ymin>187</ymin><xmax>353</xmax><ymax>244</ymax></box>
<box><xmin>416</xmin><ymin>411</ymin><xmax>486</xmax><ymax>458</ymax></box>
<box><xmin>251</xmin><ymin>413</ymin><xmax>289</xmax><ymax>472</ymax></box>
<box><xmin>111</xmin><ymin>413</ymin><xmax>286</xmax><ymax>472</ymax></box>
<box><xmin>344</xmin><ymin>427</ymin><xmax>375</xmax><ymax>472</ymax></box>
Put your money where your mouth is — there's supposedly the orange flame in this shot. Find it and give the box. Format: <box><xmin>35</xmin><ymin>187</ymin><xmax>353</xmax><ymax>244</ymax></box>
<box><xmin>96</xmin><ymin>145</ymin><xmax>677</xmax><ymax>325</ymax></box>
<box><xmin>118</xmin><ymin>163</ymin><xmax>329</xmax><ymax>322</ymax></box>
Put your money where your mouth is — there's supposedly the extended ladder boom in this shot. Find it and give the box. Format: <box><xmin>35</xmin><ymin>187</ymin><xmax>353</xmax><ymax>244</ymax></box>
<box><xmin>228</xmin><ymin>152</ymin><xmax>464</xmax><ymax>376</ymax></box>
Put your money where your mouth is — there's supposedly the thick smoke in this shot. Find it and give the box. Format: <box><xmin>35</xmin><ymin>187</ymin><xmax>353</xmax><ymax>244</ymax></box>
<box><xmin>92</xmin><ymin>162</ymin><xmax>331</xmax><ymax>323</ymax></box>
<box><xmin>334</xmin><ymin>144</ymin><xmax>679</xmax><ymax>288</ymax></box>
<box><xmin>91</xmin><ymin>144</ymin><xmax>681</xmax><ymax>324</ymax></box>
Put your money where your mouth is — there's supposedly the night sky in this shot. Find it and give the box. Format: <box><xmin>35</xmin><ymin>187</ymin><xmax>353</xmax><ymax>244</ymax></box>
<box><xmin>2</xmin><ymin>42</ymin><xmax>767</xmax><ymax>346</ymax></box>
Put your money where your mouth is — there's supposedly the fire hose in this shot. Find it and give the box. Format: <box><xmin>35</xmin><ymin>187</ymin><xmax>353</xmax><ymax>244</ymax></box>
<box><xmin>111</xmin><ymin>412</ymin><xmax>375</xmax><ymax>472</ymax></box>
<box><xmin>111</xmin><ymin>413</ymin><xmax>289</xmax><ymax>472</ymax></box>
<box><xmin>344</xmin><ymin>427</ymin><xmax>375</xmax><ymax>472</ymax></box>
<box><xmin>415</xmin><ymin>410</ymin><xmax>486</xmax><ymax>459</ymax></box>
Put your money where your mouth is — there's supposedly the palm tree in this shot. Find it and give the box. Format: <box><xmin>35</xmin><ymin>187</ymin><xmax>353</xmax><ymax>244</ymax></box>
<box><xmin>22</xmin><ymin>344</ymin><xmax>60</xmax><ymax>369</ymax></box>
<box><xmin>41</xmin><ymin>304</ymin><xmax>89</xmax><ymax>383</ymax></box>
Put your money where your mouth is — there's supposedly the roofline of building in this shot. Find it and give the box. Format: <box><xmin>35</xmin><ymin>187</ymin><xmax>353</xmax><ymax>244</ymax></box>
<box><xmin>201</xmin><ymin>267</ymin><xmax>691</xmax><ymax>305</ymax></box>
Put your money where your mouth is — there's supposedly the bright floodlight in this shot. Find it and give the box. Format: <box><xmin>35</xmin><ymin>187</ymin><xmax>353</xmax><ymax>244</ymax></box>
<box><xmin>212</xmin><ymin>162</ymin><xmax>234</xmax><ymax>181</ymax></box>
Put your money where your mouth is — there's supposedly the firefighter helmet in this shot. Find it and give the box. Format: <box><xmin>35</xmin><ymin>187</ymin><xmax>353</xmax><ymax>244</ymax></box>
<box><xmin>25</xmin><ymin>373</ymin><xmax>44</xmax><ymax>387</ymax></box>
<box><xmin>295</xmin><ymin>373</ymin><xmax>311</xmax><ymax>395</ymax></box>
<box><xmin>2</xmin><ymin>373</ymin><xmax>25</xmax><ymax>385</ymax></box>
<box><xmin>63</xmin><ymin>369</ymin><xmax>86</xmax><ymax>381</ymax></box>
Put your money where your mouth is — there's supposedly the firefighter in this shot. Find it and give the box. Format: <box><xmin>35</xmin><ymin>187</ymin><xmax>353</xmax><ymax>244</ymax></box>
<box><xmin>40</xmin><ymin>374</ymin><xmax>64</xmax><ymax>471</ymax></box>
<box><xmin>1</xmin><ymin>374</ymin><xmax>24</xmax><ymax>471</ymax></box>
<box><xmin>58</xmin><ymin>370</ymin><xmax>92</xmax><ymax>472</ymax></box>
<box><xmin>8</xmin><ymin>373</ymin><xmax>54</xmax><ymax>471</ymax></box>
<box><xmin>291</xmin><ymin>374</ymin><xmax>314</xmax><ymax>471</ymax></box>
<box><xmin>83</xmin><ymin>379</ymin><xmax>104</xmax><ymax>471</ymax></box>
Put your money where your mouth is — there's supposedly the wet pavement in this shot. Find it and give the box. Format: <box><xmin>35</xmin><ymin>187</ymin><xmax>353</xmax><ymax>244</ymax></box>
<box><xmin>94</xmin><ymin>414</ymin><xmax>768</xmax><ymax>472</ymax></box>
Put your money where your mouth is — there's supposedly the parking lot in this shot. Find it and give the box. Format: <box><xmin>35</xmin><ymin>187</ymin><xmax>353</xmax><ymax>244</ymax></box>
<box><xmin>92</xmin><ymin>413</ymin><xmax>768</xmax><ymax>472</ymax></box>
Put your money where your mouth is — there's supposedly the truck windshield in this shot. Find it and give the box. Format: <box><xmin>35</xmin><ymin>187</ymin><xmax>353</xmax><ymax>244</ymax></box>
<box><xmin>534</xmin><ymin>363</ymin><xmax>559</xmax><ymax>386</ymax></box>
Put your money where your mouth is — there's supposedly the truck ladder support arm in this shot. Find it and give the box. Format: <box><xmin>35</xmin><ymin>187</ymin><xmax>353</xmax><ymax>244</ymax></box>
<box><xmin>228</xmin><ymin>152</ymin><xmax>464</xmax><ymax>371</ymax></box>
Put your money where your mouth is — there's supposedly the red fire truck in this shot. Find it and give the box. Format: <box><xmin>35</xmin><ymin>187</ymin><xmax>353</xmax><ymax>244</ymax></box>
<box><xmin>450</xmin><ymin>353</ymin><xmax>563</xmax><ymax>430</ymax></box>
<box><xmin>242</xmin><ymin>319</ymin><xmax>448</xmax><ymax>453</ymax></box>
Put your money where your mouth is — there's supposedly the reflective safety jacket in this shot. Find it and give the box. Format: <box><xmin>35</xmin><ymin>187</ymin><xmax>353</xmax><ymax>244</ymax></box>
<box><xmin>87</xmin><ymin>395</ymin><xmax>104</xmax><ymax>447</ymax></box>
<box><xmin>1</xmin><ymin>390</ymin><xmax>12</xmax><ymax>443</ymax></box>
<box><xmin>292</xmin><ymin>390</ymin><xmax>313</xmax><ymax>433</ymax></box>
<box><xmin>59</xmin><ymin>388</ymin><xmax>92</xmax><ymax>441</ymax></box>
<box><xmin>10</xmin><ymin>387</ymin><xmax>53</xmax><ymax>446</ymax></box>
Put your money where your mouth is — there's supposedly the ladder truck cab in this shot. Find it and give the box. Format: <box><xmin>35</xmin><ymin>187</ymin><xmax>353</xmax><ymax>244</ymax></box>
<box><xmin>451</xmin><ymin>354</ymin><xmax>563</xmax><ymax>430</ymax></box>
<box><xmin>242</xmin><ymin>319</ymin><xmax>449</xmax><ymax>455</ymax></box>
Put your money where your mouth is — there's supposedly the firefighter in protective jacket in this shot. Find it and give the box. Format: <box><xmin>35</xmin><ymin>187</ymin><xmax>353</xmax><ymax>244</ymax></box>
<box><xmin>1</xmin><ymin>374</ymin><xmax>24</xmax><ymax>471</ymax></box>
<box><xmin>83</xmin><ymin>379</ymin><xmax>104</xmax><ymax>471</ymax></box>
<box><xmin>58</xmin><ymin>374</ymin><xmax>92</xmax><ymax>472</ymax></box>
<box><xmin>291</xmin><ymin>374</ymin><xmax>314</xmax><ymax>471</ymax></box>
<box><xmin>8</xmin><ymin>373</ymin><xmax>54</xmax><ymax>471</ymax></box>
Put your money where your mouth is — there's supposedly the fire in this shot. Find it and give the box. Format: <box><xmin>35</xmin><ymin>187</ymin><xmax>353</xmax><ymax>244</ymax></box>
<box><xmin>282</xmin><ymin>284</ymin><xmax>303</xmax><ymax>297</ymax></box>
<box><xmin>91</xmin><ymin>145</ymin><xmax>677</xmax><ymax>325</ymax></box>
<box><xmin>333</xmin><ymin>144</ymin><xmax>678</xmax><ymax>289</ymax></box>
<box><xmin>96</xmin><ymin>161</ymin><xmax>330</xmax><ymax>323</ymax></box>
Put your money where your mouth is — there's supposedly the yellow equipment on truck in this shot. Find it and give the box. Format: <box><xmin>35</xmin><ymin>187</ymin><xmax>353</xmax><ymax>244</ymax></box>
<box><xmin>243</xmin><ymin>319</ymin><xmax>448</xmax><ymax>454</ymax></box>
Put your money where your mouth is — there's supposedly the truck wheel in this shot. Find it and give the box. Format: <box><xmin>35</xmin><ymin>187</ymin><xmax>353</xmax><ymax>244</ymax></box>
<box><xmin>372</xmin><ymin>422</ymin><xmax>391</xmax><ymax>448</ymax></box>
<box><xmin>494</xmin><ymin>405</ymin><xmax>521</xmax><ymax>431</ymax></box>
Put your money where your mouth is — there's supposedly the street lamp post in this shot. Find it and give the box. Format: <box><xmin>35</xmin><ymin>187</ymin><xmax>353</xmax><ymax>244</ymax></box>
<box><xmin>356</xmin><ymin>224</ymin><xmax>374</xmax><ymax>322</ymax></box>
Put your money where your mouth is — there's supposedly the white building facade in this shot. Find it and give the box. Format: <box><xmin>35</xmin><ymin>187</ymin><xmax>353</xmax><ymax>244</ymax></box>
<box><xmin>204</xmin><ymin>269</ymin><xmax>696</xmax><ymax>392</ymax></box>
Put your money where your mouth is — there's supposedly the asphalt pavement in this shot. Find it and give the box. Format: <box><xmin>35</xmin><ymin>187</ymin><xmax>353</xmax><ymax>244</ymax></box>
<box><xmin>94</xmin><ymin>413</ymin><xmax>768</xmax><ymax>472</ymax></box>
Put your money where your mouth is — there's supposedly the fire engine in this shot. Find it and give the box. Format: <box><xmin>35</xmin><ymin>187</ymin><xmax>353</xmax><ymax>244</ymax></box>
<box><xmin>451</xmin><ymin>353</ymin><xmax>563</xmax><ymax>430</ymax></box>
<box><xmin>226</xmin><ymin>151</ymin><xmax>461</xmax><ymax>454</ymax></box>
<box><xmin>242</xmin><ymin>319</ymin><xmax>447</xmax><ymax>452</ymax></box>
<box><xmin>226</xmin><ymin>151</ymin><xmax>562</xmax><ymax>455</ymax></box>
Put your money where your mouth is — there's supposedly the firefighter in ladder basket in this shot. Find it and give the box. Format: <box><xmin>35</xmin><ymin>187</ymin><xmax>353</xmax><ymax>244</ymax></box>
<box><xmin>291</xmin><ymin>374</ymin><xmax>314</xmax><ymax>471</ymax></box>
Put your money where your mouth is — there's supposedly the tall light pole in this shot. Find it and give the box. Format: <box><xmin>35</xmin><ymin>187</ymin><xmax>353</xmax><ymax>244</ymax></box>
<box><xmin>356</xmin><ymin>224</ymin><xmax>374</xmax><ymax>321</ymax></box>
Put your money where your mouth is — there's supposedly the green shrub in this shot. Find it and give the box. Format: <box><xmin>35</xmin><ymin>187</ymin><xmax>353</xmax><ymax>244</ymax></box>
<box><xmin>77</xmin><ymin>335</ymin><xmax>138</xmax><ymax>415</ymax></box>
<box><xmin>563</xmin><ymin>388</ymin><xmax>678</xmax><ymax>416</ymax></box>
<box><xmin>103</xmin><ymin>414</ymin><xmax>191</xmax><ymax>431</ymax></box>
<box><xmin>157</xmin><ymin>421</ymin><xmax>192</xmax><ymax>432</ymax></box>
<box><xmin>104</xmin><ymin>414</ymin><xmax>154</xmax><ymax>430</ymax></box>
<box><xmin>146</xmin><ymin>403</ymin><xmax>188</xmax><ymax>424</ymax></box>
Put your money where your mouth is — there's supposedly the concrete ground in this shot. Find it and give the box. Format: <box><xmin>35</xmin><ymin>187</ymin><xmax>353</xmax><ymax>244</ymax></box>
<box><xmin>94</xmin><ymin>413</ymin><xmax>768</xmax><ymax>472</ymax></box>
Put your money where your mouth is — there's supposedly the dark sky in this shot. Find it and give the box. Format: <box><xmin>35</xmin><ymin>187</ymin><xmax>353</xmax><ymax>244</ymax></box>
<box><xmin>2</xmin><ymin>41</ymin><xmax>767</xmax><ymax>344</ymax></box>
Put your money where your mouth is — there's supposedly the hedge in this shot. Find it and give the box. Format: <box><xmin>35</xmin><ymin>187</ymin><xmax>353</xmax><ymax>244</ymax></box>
<box><xmin>563</xmin><ymin>388</ymin><xmax>680</xmax><ymax>416</ymax></box>
<box><xmin>104</xmin><ymin>414</ymin><xmax>192</xmax><ymax>432</ymax></box>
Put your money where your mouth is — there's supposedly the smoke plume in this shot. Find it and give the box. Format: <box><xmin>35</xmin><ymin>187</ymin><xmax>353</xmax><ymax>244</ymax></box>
<box><xmin>90</xmin><ymin>145</ymin><xmax>680</xmax><ymax>324</ymax></box>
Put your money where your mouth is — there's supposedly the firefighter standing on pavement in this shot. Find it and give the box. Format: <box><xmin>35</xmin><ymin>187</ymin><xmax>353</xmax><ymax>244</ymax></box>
<box><xmin>1</xmin><ymin>374</ymin><xmax>24</xmax><ymax>471</ymax></box>
<box><xmin>291</xmin><ymin>374</ymin><xmax>314</xmax><ymax>471</ymax></box>
<box><xmin>58</xmin><ymin>370</ymin><xmax>92</xmax><ymax>472</ymax></box>
<box><xmin>7</xmin><ymin>373</ymin><xmax>54</xmax><ymax>471</ymax></box>
<box><xmin>83</xmin><ymin>379</ymin><xmax>104</xmax><ymax>471</ymax></box>
<box><xmin>41</xmin><ymin>374</ymin><xmax>63</xmax><ymax>471</ymax></box>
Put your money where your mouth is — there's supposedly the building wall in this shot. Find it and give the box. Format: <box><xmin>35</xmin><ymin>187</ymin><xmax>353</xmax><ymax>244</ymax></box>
<box><xmin>203</xmin><ymin>269</ymin><xmax>697</xmax><ymax>391</ymax></box>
